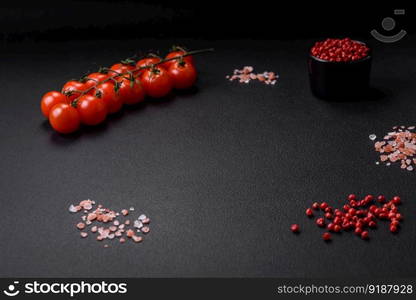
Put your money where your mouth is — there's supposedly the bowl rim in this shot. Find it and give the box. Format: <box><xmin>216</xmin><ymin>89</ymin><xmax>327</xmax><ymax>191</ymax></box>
<box><xmin>309</xmin><ymin>40</ymin><xmax>372</xmax><ymax>64</ymax></box>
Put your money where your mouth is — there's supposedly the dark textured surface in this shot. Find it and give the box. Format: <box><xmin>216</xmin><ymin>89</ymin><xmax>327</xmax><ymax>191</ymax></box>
<box><xmin>0</xmin><ymin>37</ymin><xmax>415</xmax><ymax>278</ymax></box>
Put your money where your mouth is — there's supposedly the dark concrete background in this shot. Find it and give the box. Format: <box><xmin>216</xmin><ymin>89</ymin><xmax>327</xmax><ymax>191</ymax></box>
<box><xmin>0</xmin><ymin>34</ymin><xmax>415</xmax><ymax>277</ymax></box>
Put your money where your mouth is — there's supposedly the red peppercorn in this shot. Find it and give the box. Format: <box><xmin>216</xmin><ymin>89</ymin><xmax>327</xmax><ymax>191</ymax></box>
<box><xmin>333</xmin><ymin>216</ymin><xmax>342</xmax><ymax>225</ymax></box>
<box><xmin>390</xmin><ymin>220</ymin><xmax>399</xmax><ymax>227</ymax></box>
<box><xmin>378</xmin><ymin>213</ymin><xmax>388</xmax><ymax>219</ymax></box>
<box><xmin>392</xmin><ymin>196</ymin><xmax>401</xmax><ymax>205</ymax></box>
<box><xmin>348</xmin><ymin>194</ymin><xmax>356</xmax><ymax>201</ymax></box>
<box><xmin>341</xmin><ymin>222</ymin><xmax>350</xmax><ymax>230</ymax></box>
<box><xmin>343</xmin><ymin>204</ymin><xmax>350</xmax><ymax>211</ymax></box>
<box><xmin>395</xmin><ymin>213</ymin><xmax>403</xmax><ymax>221</ymax></box>
<box><xmin>324</xmin><ymin>207</ymin><xmax>332</xmax><ymax>213</ymax></box>
<box><xmin>305</xmin><ymin>208</ymin><xmax>314</xmax><ymax>217</ymax></box>
<box><xmin>354</xmin><ymin>227</ymin><xmax>363</xmax><ymax>235</ymax></box>
<box><xmin>361</xmin><ymin>231</ymin><xmax>369</xmax><ymax>240</ymax></box>
<box><xmin>364</xmin><ymin>195</ymin><xmax>374</xmax><ymax>202</ymax></box>
<box><xmin>349</xmin><ymin>200</ymin><xmax>357</xmax><ymax>207</ymax></box>
<box><xmin>388</xmin><ymin>212</ymin><xmax>396</xmax><ymax>219</ymax></box>
<box><xmin>377</xmin><ymin>195</ymin><xmax>385</xmax><ymax>203</ymax></box>
<box><xmin>368</xmin><ymin>221</ymin><xmax>377</xmax><ymax>228</ymax></box>
<box><xmin>316</xmin><ymin>217</ymin><xmax>325</xmax><ymax>227</ymax></box>
<box><xmin>290</xmin><ymin>224</ymin><xmax>300</xmax><ymax>233</ymax></box>
<box><xmin>325</xmin><ymin>212</ymin><xmax>333</xmax><ymax>219</ymax></box>
<box><xmin>327</xmin><ymin>223</ymin><xmax>335</xmax><ymax>231</ymax></box>
<box><xmin>335</xmin><ymin>211</ymin><xmax>343</xmax><ymax>217</ymax></box>
<box><xmin>312</xmin><ymin>202</ymin><xmax>320</xmax><ymax>210</ymax></box>
<box><xmin>390</xmin><ymin>225</ymin><xmax>398</xmax><ymax>233</ymax></box>
<box><xmin>348</xmin><ymin>208</ymin><xmax>356</xmax><ymax>216</ymax></box>
<box><xmin>333</xmin><ymin>224</ymin><xmax>341</xmax><ymax>233</ymax></box>
<box><xmin>320</xmin><ymin>202</ymin><xmax>328</xmax><ymax>210</ymax></box>
<box><xmin>322</xmin><ymin>232</ymin><xmax>331</xmax><ymax>241</ymax></box>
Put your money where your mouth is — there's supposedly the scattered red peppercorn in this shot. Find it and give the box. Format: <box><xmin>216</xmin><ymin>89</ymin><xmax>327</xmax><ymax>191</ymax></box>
<box><xmin>320</xmin><ymin>202</ymin><xmax>328</xmax><ymax>210</ymax></box>
<box><xmin>316</xmin><ymin>217</ymin><xmax>325</xmax><ymax>227</ymax></box>
<box><xmin>377</xmin><ymin>195</ymin><xmax>386</xmax><ymax>203</ymax></box>
<box><xmin>295</xmin><ymin>194</ymin><xmax>404</xmax><ymax>243</ymax></box>
<box><xmin>348</xmin><ymin>194</ymin><xmax>356</xmax><ymax>201</ymax></box>
<box><xmin>364</xmin><ymin>195</ymin><xmax>374</xmax><ymax>202</ymax></box>
<box><xmin>361</xmin><ymin>231</ymin><xmax>369</xmax><ymax>240</ymax></box>
<box><xmin>324</xmin><ymin>212</ymin><xmax>333</xmax><ymax>219</ymax></box>
<box><xmin>306</xmin><ymin>208</ymin><xmax>314</xmax><ymax>217</ymax></box>
<box><xmin>310</xmin><ymin>38</ymin><xmax>369</xmax><ymax>62</ymax></box>
<box><xmin>290</xmin><ymin>224</ymin><xmax>300</xmax><ymax>233</ymax></box>
<box><xmin>390</xmin><ymin>225</ymin><xmax>398</xmax><ymax>233</ymax></box>
<box><xmin>392</xmin><ymin>196</ymin><xmax>401</xmax><ymax>205</ymax></box>
<box><xmin>322</xmin><ymin>232</ymin><xmax>331</xmax><ymax>241</ymax></box>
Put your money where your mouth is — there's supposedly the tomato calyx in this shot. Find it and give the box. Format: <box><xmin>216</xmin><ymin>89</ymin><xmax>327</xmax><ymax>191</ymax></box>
<box><xmin>128</xmin><ymin>74</ymin><xmax>136</xmax><ymax>88</ymax></box>
<box><xmin>97</xmin><ymin>67</ymin><xmax>109</xmax><ymax>74</ymax></box>
<box><xmin>113</xmin><ymin>81</ymin><xmax>122</xmax><ymax>93</ymax></box>
<box><xmin>120</xmin><ymin>58</ymin><xmax>136</xmax><ymax>66</ymax></box>
<box><xmin>94</xmin><ymin>89</ymin><xmax>103</xmax><ymax>98</ymax></box>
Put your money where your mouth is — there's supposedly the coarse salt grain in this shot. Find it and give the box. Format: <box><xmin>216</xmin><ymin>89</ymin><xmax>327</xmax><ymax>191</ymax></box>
<box><xmin>132</xmin><ymin>235</ymin><xmax>143</xmax><ymax>243</ymax></box>
<box><xmin>76</xmin><ymin>222</ymin><xmax>86</xmax><ymax>230</ymax></box>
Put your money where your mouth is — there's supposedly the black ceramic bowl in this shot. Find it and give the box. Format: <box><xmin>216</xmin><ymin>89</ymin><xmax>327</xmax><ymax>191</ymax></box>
<box><xmin>307</xmin><ymin>41</ymin><xmax>372</xmax><ymax>100</ymax></box>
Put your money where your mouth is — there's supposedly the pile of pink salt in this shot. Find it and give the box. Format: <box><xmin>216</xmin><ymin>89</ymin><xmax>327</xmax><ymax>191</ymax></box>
<box><xmin>226</xmin><ymin>66</ymin><xmax>278</xmax><ymax>85</ymax></box>
<box><xmin>373</xmin><ymin>126</ymin><xmax>416</xmax><ymax>171</ymax></box>
<box><xmin>69</xmin><ymin>199</ymin><xmax>150</xmax><ymax>247</ymax></box>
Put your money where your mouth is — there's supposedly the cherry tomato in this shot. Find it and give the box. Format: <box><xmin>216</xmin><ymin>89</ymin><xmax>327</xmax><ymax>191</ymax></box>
<box><xmin>110</xmin><ymin>63</ymin><xmax>136</xmax><ymax>77</ymax></box>
<box><xmin>89</xmin><ymin>82</ymin><xmax>123</xmax><ymax>114</ymax></box>
<box><xmin>141</xmin><ymin>67</ymin><xmax>173</xmax><ymax>98</ymax></box>
<box><xmin>76</xmin><ymin>95</ymin><xmax>107</xmax><ymax>125</ymax></box>
<box><xmin>40</xmin><ymin>91</ymin><xmax>68</xmax><ymax>118</ymax></box>
<box><xmin>163</xmin><ymin>50</ymin><xmax>193</xmax><ymax>70</ymax></box>
<box><xmin>136</xmin><ymin>57</ymin><xmax>161</xmax><ymax>77</ymax></box>
<box><xmin>116</xmin><ymin>76</ymin><xmax>146</xmax><ymax>105</ymax></box>
<box><xmin>167</xmin><ymin>61</ymin><xmax>197</xmax><ymax>89</ymax></box>
<box><xmin>49</xmin><ymin>103</ymin><xmax>81</xmax><ymax>134</ymax></box>
<box><xmin>136</xmin><ymin>57</ymin><xmax>161</xmax><ymax>68</ymax></box>
<box><xmin>84</xmin><ymin>72</ymin><xmax>110</xmax><ymax>89</ymax></box>
<box><xmin>62</xmin><ymin>80</ymin><xmax>86</xmax><ymax>102</ymax></box>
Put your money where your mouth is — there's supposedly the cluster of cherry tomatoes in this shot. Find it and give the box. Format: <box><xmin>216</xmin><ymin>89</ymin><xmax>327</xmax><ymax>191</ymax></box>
<box><xmin>41</xmin><ymin>48</ymin><xmax>198</xmax><ymax>134</ymax></box>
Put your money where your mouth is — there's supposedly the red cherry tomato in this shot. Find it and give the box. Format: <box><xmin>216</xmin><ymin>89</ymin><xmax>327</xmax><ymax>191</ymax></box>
<box><xmin>49</xmin><ymin>103</ymin><xmax>81</xmax><ymax>134</ymax></box>
<box><xmin>89</xmin><ymin>82</ymin><xmax>123</xmax><ymax>114</ymax></box>
<box><xmin>84</xmin><ymin>72</ymin><xmax>110</xmax><ymax>89</ymax></box>
<box><xmin>141</xmin><ymin>67</ymin><xmax>173</xmax><ymax>98</ymax></box>
<box><xmin>40</xmin><ymin>91</ymin><xmax>68</xmax><ymax>118</ymax></box>
<box><xmin>168</xmin><ymin>61</ymin><xmax>197</xmax><ymax>89</ymax></box>
<box><xmin>117</xmin><ymin>77</ymin><xmax>146</xmax><ymax>105</ymax></box>
<box><xmin>76</xmin><ymin>95</ymin><xmax>107</xmax><ymax>125</ymax></box>
<box><xmin>62</xmin><ymin>80</ymin><xmax>86</xmax><ymax>102</ymax></box>
<box><xmin>110</xmin><ymin>63</ymin><xmax>136</xmax><ymax>76</ymax></box>
<box><xmin>136</xmin><ymin>57</ymin><xmax>161</xmax><ymax>75</ymax></box>
<box><xmin>163</xmin><ymin>50</ymin><xmax>193</xmax><ymax>70</ymax></box>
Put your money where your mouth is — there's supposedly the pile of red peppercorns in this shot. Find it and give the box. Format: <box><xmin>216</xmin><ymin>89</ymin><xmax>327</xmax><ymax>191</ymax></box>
<box><xmin>310</xmin><ymin>38</ymin><xmax>370</xmax><ymax>62</ymax></box>
<box><xmin>291</xmin><ymin>194</ymin><xmax>403</xmax><ymax>242</ymax></box>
